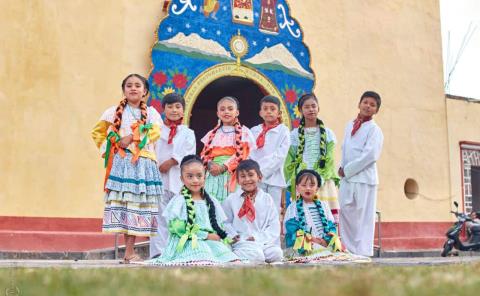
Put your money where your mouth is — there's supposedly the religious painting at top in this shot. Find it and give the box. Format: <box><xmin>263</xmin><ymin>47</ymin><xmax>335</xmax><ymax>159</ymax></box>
<box><xmin>147</xmin><ymin>0</ymin><xmax>315</xmax><ymax>127</ymax></box>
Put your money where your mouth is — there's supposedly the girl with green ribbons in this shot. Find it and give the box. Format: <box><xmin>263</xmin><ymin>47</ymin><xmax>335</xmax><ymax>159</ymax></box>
<box><xmin>148</xmin><ymin>155</ymin><xmax>240</xmax><ymax>266</ymax></box>
<box><xmin>284</xmin><ymin>170</ymin><xmax>343</xmax><ymax>260</ymax></box>
<box><xmin>91</xmin><ymin>74</ymin><xmax>163</xmax><ymax>264</ymax></box>
<box><xmin>284</xmin><ymin>93</ymin><xmax>340</xmax><ymax>223</ymax></box>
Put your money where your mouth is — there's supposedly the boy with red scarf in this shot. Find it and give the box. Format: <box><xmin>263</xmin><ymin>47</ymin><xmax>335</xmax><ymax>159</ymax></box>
<box><xmin>250</xmin><ymin>96</ymin><xmax>290</xmax><ymax>215</ymax></box>
<box><xmin>150</xmin><ymin>93</ymin><xmax>196</xmax><ymax>258</ymax></box>
<box><xmin>338</xmin><ymin>91</ymin><xmax>384</xmax><ymax>257</ymax></box>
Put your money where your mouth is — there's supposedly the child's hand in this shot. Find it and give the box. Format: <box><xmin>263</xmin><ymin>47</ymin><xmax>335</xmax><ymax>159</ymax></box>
<box><xmin>231</xmin><ymin>235</ymin><xmax>240</xmax><ymax>244</ymax></box>
<box><xmin>159</xmin><ymin>159</ymin><xmax>177</xmax><ymax>173</ymax></box>
<box><xmin>209</xmin><ymin>163</ymin><xmax>225</xmax><ymax>176</ymax></box>
<box><xmin>312</xmin><ymin>237</ymin><xmax>327</xmax><ymax>247</ymax></box>
<box><xmin>246</xmin><ymin>236</ymin><xmax>255</xmax><ymax>241</ymax></box>
<box><xmin>119</xmin><ymin>135</ymin><xmax>133</xmax><ymax>148</ymax></box>
<box><xmin>338</xmin><ymin>167</ymin><xmax>345</xmax><ymax>178</ymax></box>
<box><xmin>207</xmin><ymin>233</ymin><xmax>221</xmax><ymax>241</ymax></box>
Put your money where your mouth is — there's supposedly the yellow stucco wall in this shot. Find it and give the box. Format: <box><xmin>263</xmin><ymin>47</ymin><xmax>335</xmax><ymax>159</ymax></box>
<box><xmin>0</xmin><ymin>0</ymin><xmax>453</xmax><ymax>221</ymax></box>
<box><xmin>446</xmin><ymin>98</ymin><xmax>480</xmax><ymax>210</ymax></box>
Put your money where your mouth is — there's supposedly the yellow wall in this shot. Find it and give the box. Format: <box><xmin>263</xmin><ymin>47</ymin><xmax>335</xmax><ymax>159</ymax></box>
<box><xmin>0</xmin><ymin>0</ymin><xmax>454</xmax><ymax>221</ymax></box>
<box><xmin>446</xmin><ymin>98</ymin><xmax>480</xmax><ymax>210</ymax></box>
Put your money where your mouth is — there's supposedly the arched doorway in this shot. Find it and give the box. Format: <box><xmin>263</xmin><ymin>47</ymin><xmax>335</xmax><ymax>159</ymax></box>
<box><xmin>189</xmin><ymin>76</ymin><xmax>265</xmax><ymax>153</ymax></box>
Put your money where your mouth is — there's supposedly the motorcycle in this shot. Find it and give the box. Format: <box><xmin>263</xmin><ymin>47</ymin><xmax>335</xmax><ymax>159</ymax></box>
<box><xmin>441</xmin><ymin>201</ymin><xmax>480</xmax><ymax>257</ymax></box>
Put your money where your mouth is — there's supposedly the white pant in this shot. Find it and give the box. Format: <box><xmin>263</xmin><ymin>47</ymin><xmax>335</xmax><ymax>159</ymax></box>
<box><xmin>339</xmin><ymin>180</ymin><xmax>377</xmax><ymax>257</ymax></box>
<box><xmin>149</xmin><ymin>190</ymin><xmax>175</xmax><ymax>258</ymax></box>
<box><xmin>232</xmin><ymin>241</ymin><xmax>283</xmax><ymax>263</ymax></box>
<box><xmin>259</xmin><ymin>183</ymin><xmax>283</xmax><ymax>215</ymax></box>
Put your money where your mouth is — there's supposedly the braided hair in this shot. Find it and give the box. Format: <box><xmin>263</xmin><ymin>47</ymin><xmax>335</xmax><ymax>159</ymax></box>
<box><xmin>200</xmin><ymin>96</ymin><xmax>245</xmax><ymax>170</ymax></box>
<box><xmin>295</xmin><ymin>170</ymin><xmax>335</xmax><ymax>243</ymax></box>
<box><xmin>293</xmin><ymin>94</ymin><xmax>327</xmax><ymax>171</ymax></box>
<box><xmin>180</xmin><ymin>155</ymin><xmax>227</xmax><ymax>239</ymax></box>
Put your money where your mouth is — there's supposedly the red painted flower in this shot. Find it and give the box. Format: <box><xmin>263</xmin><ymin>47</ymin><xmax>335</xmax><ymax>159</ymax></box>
<box><xmin>150</xmin><ymin>99</ymin><xmax>163</xmax><ymax>114</ymax></box>
<box><xmin>292</xmin><ymin>118</ymin><xmax>300</xmax><ymax>128</ymax></box>
<box><xmin>172</xmin><ymin>73</ymin><xmax>188</xmax><ymax>89</ymax></box>
<box><xmin>285</xmin><ymin>89</ymin><xmax>297</xmax><ymax>103</ymax></box>
<box><xmin>153</xmin><ymin>71</ymin><xmax>167</xmax><ymax>87</ymax></box>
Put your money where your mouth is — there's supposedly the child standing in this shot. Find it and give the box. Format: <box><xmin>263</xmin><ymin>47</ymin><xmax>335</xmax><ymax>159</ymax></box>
<box><xmin>222</xmin><ymin>160</ymin><xmax>283</xmax><ymax>263</ymax></box>
<box><xmin>91</xmin><ymin>74</ymin><xmax>163</xmax><ymax>263</ymax></box>
<box><xmin>250</xmin><ymin>96</ymin><xmax>290</xmax><ymax>215</ymax></box>
<box><xmin>200</xmin><ymin>96</ymin><xmax>256</xmax><ymax>202</ymax></box>
<box><xmin>284</xmin><ymin>170</ymin><xmax>341</xmax><ymax>259</ymax></box>
<box><xmin>338</xmin><ymin>91</ymin><xmax>384</xmax><ymax>257</ymax></box>
<box><xmin>149</xmin><ymin>93</ymin><xmax>196</xmax><ymax>258</ymax></box>
<box><xmin>148</xmin><ymin>155</ymin><xmax>240</xmax><ymax>266</ymax></box>
<box><xmin>284</xmin><ymin>93</ymin><xmax>340</xmax><ymax>222</ymax></box>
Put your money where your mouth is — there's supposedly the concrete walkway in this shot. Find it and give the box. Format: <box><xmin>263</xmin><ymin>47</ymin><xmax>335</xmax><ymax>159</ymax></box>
<box><xmin>1</xmin><ymin>256</ymin><xmax>479</xmax><ymax>268</ymax></box>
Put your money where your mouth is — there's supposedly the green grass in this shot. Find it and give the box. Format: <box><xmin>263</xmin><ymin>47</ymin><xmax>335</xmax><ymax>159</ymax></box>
<box><xmin>1</xmin><ymin>264</ymin><xmax>479</xmax><ymax>296</ymax></box>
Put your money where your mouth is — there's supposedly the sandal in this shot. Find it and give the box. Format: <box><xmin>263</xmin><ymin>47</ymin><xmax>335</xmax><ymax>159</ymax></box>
<box><xmin>121</xmin><ymin>254</ymin><xmax>143</xmax><ymax>264</ymax></box>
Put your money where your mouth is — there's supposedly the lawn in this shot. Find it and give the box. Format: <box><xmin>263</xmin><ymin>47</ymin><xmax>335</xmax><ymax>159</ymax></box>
<box><xmin>1</xmin><ymin>263</ymin><xmax>479</xmax><ymax>296</ymax></box>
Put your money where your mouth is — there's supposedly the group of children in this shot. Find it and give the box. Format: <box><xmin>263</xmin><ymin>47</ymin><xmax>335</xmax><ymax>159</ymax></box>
<box><xmin>91</xmin><ymin>73</ymin><xmax>384</xmax><ymax>265</ymax></box>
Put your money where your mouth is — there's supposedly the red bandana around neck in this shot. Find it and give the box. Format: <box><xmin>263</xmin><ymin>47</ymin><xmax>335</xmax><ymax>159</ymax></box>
<box><xmin>165</xmin><ymin>118</ymin><xmax>183</xmax><ymax>144</ymax></box>
<box><xmin>256</xmin><ymin>121</ymin><xmax>280</xmax><ymax>149</ymax></box>
<box><xmin>351</xmin><ymin>114</ymin><xmax>372</xmax><ymax>136</ymax></box>
<box><xmin>238</xmin><ymin>191</ymin><xmax>256</xmax><ymax>222</ymax></box>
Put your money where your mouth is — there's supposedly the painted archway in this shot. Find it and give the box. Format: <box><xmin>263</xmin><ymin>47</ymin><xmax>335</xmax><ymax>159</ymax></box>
<box><xmin>147</xmin><ymin>0</ymin><xmax>315</xmax><ymax>129</ymax></box>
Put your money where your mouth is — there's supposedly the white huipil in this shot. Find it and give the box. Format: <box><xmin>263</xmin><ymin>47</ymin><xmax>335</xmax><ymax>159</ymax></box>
<box><xmin>149</xmin><ymin>124</ymin><xmax>196</xmax><ymax>258</ymax></box>
<box><xmin>339</xmin><ymin>119</ymin><xmax>383</xmax><ymax>257</ymax></box>
<box><xmin>222</xmin><ymin>189</ymin><xmax>283</xmax><ymax>263</ymax></box>
<box><xmin>250</xmin><ymin>123</ymin><xmax>291</xmax><ymax>214</ymax></box>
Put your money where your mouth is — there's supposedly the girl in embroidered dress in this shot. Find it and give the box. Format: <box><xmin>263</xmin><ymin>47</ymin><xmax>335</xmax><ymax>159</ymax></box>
<box><xmin>200</xmin><ymin>96</ymin><xmax>256</xmax><ymax>202</ymax></box>
<box><xmin>284</xmin><ymin>93</ymin><xmax>340</xmax><ymax>223</ymax></box>
<box><xmin>149</xmin><ymin>93</ymin><xmax>196</xmax><ymax>258</ymax></box>
<box><xmin>91</xmin><ymin>74</ymin><xmax>163</xmax><ymax>263</ymax></box>
<box><xmin>284</xmin><ymin>170</ymin><xmax>342</xmax><ymax>261</ymax></box>
<box><xmin>148</xmin><ymin>155</ymin><xmax>240</xmax><ymax>266</ymax></box>
<box><xmin>222</xmin><ymin>159</ymin><xmax>283</xmax><ymax>263</ymax></box>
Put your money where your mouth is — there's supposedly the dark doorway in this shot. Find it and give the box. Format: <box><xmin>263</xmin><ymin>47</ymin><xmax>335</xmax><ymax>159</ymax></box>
<box><xmin>189</xmin><ymin>76</ymin><xmax>266</xmax><ymax>154</ymax></box>
<box><xmin>472</xmin><ymin>166</ymin><xmax>480</xmax><ymax>212</ymax></box>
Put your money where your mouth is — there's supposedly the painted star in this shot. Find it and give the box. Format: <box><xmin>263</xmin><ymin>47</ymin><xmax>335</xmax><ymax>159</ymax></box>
<box><xmin>201</xmin><ymin>28</ymin><xmax>207</xmax><ymax>33</ymax></box>
<box><xmin>167</xmin><ymin>27</ymin><xmax>173</xmax><ymax>33</ymax></box>
<box><xmin>300</xmin><ymin>52</ymin><xmax>305</xmax><ymax>57</ymax></box>
<box><xmin>216</xmin><ymin>30</ymin><xmax>221</xmax><ymax>35</ymax></box>
<box><xmin>286</xmin><ymin>41</ymin><xmax>291</xmax><ymax>47</ymax></box>
<box><xmin>222</xmin><ymin>6</ymin><xmax>227</xmax><ymax>11</ymax></box>
<box><xmin>252</xmin><ymin>40</ymin><xmax>257</xmax><ymax>46</ymax></box>
<box><xmin>254</xmin><ymin>12</ymin><xmax>259</xmax><ymax>18</ymax></box>
<box><xmin>266</xmin><ymin>37</ymin><xmax>270</xmax><ymax>43</ymax></box>
<box><xmin>186</xmin><ymin>23</ymin><xmax>191</xmax><ymax>29</ymax></box>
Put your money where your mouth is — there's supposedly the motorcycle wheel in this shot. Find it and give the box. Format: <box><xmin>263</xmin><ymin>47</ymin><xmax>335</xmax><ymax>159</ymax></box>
<box><xmin>441</xmin><ymin>240</ymin><xmax>454</xmax><ymax>257</ymax></box>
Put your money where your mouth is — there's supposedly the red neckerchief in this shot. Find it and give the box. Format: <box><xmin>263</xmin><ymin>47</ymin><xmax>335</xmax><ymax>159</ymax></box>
<box><xmin>164</xmin><ymin>118</ymin><xmax>183</xmax><ymax>144</ymax></box>
<box><xmin>238</xmin><ymin>190</ymin><xmax>257</xmax><ymax>222</ymax></box>
<box><xmin>256</xmin><ymin>120</ymin><xmax>280</xmax><ymax>149</ymax></box>
<box><xmin>351</xmin><ymin>114</ymin><xmax>372</xmax><ymax>136</ymax></box>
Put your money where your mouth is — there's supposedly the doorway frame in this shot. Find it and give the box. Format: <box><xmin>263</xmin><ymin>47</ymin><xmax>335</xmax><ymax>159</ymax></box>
<box><xmin>460</xmin><ymin>141</ymin><xmax>480</xmax><ymax>213</ymax></box>
<box><xmin>183</xmin><ymin>62</ymin><xmax>291</xmax><ymax>128</ymax></box>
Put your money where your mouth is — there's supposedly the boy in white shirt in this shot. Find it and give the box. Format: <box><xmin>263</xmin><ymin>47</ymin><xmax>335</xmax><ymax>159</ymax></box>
<box><xmin>149</xmin><ymin>93</ymin><xmax>196</xmax><ymax>258</ymax></box>
<box><xmin>250</xmin><ymin>96</ymin><xmax>290</xmax><ymax>215</ymax></box>
<box><xmin>338</xmin><ymin>91</ymin><xmax>384</xmax><ymax>257</ymax></box>
<box><xmin>222</xmin><ymin>159</ymin><xmax>283</xmax><ymax>263</ymax></box>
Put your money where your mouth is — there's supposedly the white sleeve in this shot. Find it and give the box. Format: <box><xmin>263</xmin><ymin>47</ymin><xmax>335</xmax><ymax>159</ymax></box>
<box><xmin>171</xmin><ymin>129</ymin><xmax>196</xmax><ymax>163</ymax></box>
<box><xmin>221</xmin><ymin>196</ymin><xmax>239</xmax><ymax>239</ymax></box>
<box><xmin>259</xmin><ymin>127</ymin><xmax>291</xmax><ymax>179</ymax></box>
<box><xmin>147</xmin><ymin>107</ymin><xmax>163</xmax><ymax>126</ymax></box>
<box><xmin>242</xmin><ymin>126</ymin><xmax>257</xmax><ymax>151</ymax></box>
<box><xmin>340</xmin><ymin>124</ymin><xmax>349</xmax><ymax>168</ymax></box>
<box><xmin>283</xmin><ymin>203</ymin><xmax>297</xmax><ymax>235</ymax></box>
<box><xmin>321</xmin><ymin>200</ymin><xmax>335</xmax><ymax>224</ymax></box>
<box><xmin>253</xmin><ymin>194</ymin><xmax>280</xmax><ymax>245</ymax></box>
<box><xmin>343</xmin><ymin>126</ymin><xmax>384</xmax><ymax>179</ymax></box>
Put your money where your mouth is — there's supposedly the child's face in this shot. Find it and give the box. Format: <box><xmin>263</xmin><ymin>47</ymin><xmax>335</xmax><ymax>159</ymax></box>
<box><xmin>164</xmin><ymin>102</ymin><xmax>184</xmax><ymax>121</ymax></box>
<box><xmin>297</xmin><ymin>177</ymin><xmax>318</xmax><ymax>202</ymax></box>
<box><xmin>259</xmin><ymin>102</ymin><xmax>281</xmax><ymax>124</ymax></box>
<box><xmin>237</xmin><ymin>169</ymin><xmax>261</xmax><ymax>193</ymax></box>
<box><xmin>300</xmin><ymin>98</ymin><xmax>319</xmax><ymax>121</ymax></box>
<box><xmin>180</xmin><ymin>162</ymin><xmax>205</xmax><ymax>194</ymax></box>
<box><xmin>123</xmin><ymin>76</ymin><xmax>147</xmax><ymax>105</ymax></box>
<box><xmin>217</xmin><ymin>99</ymin><xmax>239</xmax><ymax>125</ymax></box>
<box><xmin>358</xmin><ymin>97</ymin><xmax>378</xmax><ymax>118</ymax></box>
